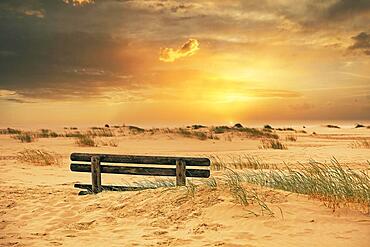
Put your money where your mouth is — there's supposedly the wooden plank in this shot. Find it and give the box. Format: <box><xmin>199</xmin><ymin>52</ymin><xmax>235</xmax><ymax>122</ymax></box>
<box><xmin>176</xmin><ymin>160</ymin><xmax>186</xmax><ymax>186</ymax></box>
<box><xmin>70</xmin><ymin>163</ymin><xmax>210</xmax><ymax>178</ymax></box>
<box><xmin>91</xmin><ymin>156</ymin><xmax>102</xmax><ymax>193</ymax></box>
<box><xmin>70</xmin><ymin>153</ymin><xmax>210</xmax><ymax>166</ymax></box>
<box><xmin>74</xmin><ymin>183</ymin><xmax>161</xmax><ymax>191</ymax></box>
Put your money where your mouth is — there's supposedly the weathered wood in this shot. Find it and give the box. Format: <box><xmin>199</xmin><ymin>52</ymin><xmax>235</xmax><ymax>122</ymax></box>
<box><xmin>75</xmin><ymin>183</ymin><xmax>162</xmax><ymax>191</ymax></box>
<box><xmin>71</xmin><ymin>153</ymin><xmax>210</xmax><ymax>166</ymax></box>
<box><xmin>176</xmin><ymin>160</ymin><xmax>186</xmax><ymax>186</ymax></box>
<box><xmin>91</xmin><ymin>156</ymin><xmax>102</xmax><ymax>193</ymax></box>
<box><xmin>70</xmin><ymin>163</ymin><xmax>210</xmax><ymax>178</ymax></box>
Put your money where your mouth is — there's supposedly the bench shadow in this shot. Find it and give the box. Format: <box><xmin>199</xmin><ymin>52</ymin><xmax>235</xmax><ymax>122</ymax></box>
<box><xmin>75</xmin><ymin>183</ymin><xmax>175</xmax><ymax>196</ymax></box>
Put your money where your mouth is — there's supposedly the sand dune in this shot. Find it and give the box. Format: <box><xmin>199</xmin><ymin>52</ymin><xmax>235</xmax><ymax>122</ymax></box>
<box><xmin>0</xmin><ymin>125</ymin><xmax>369</xmax><ymax>246</ymax></box>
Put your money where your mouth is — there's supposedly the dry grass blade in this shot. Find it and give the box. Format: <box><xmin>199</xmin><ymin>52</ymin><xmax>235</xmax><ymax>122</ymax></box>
<box><xmin>225</xmin><ymin>170</ymin><xmax>274</xmax><ymax>216</ymax></box>
<box><xmin>13</xmin><ymin>132</ymin><xmax>35</xmax><ymax>143</ymax></box>
<box><xmin>75</xmin><ymin>134</ymin><xmax>96</xmax><ymax>147</ymax></box>
<box><xmin>241</xmin><ymin>158</ymin><xmax>370</xmax><ymax>212</ymax></box>
<box><xmin>260</xmin><ymin>138</ymin><xmax>287</xmax><ymax>150</ymax></box>
<box><xmin>16</xmin><ymin>149</ymin><xmax>61</xmax><ymax>166</ymax></box>
<box><xmin>350</xmin><ymin>139</ymin><xmax>370</xmax><ymax>149</ymax></box>
<box><xmin>210</xmin><ymin>155</ymin><xmax>271</xmax><ymax>171</ymax></box>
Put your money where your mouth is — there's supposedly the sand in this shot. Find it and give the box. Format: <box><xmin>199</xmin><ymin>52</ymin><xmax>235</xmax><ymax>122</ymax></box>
<box><xmin>0</xmin><ymin>124</ymin><xmax>369</xmax><ymax>246</ymax></box>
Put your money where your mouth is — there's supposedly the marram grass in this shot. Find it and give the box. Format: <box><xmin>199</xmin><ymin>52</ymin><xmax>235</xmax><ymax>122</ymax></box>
<box><xmin>239</xmin><ymin>158</ymin><xmax>370</xmax><ymax>210</ymax></box>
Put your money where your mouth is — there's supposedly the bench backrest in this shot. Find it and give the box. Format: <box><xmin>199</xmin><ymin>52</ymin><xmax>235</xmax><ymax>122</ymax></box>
<box><xmin>70</xmin><ymin>153</ymin><xmax>211</xmax><ymax>193</ymax></box>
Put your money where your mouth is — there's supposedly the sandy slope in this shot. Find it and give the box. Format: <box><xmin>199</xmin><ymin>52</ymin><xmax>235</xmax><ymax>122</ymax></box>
<box><xmin>0</xmin><ymin>125</ymin><xmax>369</xmax><ymax>246</ymax></box>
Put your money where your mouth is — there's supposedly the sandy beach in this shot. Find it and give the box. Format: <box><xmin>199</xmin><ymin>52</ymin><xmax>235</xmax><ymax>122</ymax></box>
<box><xmin>0</xmin><ymin>124</ymin><xmax>369</xmax><ymax>247</ymax></box>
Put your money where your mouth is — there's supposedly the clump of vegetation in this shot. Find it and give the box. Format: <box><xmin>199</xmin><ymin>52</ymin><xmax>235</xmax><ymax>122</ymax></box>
<box><xmin>193</xmin><ymin>131</ymin><xmax>208</xmax><ymax>140</ymax></box>
<box><xmin>355</xmin><ymin>124</ymin><xmax>365</xmax><ymax>128</ymax></box>
<box><xmin>100</xmin><ymin>139</ymin><xmax>119</xmax><ymax>147</ymax></box>
<box><xmin>177</xmin><ymin>128</ymin><xmax>192</xmax><ymax>137</ymax></box>
<box><xmin>285</xmin><ymin>134</ymin><xmax>297</xmax><ymax>142</ymax></box>
<box><xmin>225</xmin><ymin>171</ymin><xmax>274</xmax><ymax>216</ymax></box>
<box><xmin>350</xmin><ymin>139</ymin><xmax>370</xmax><ymax>149</ymax></box>
<box><xmin>75</xmin><ymin>134</ymin><xmax>96</xmax><ymax>147</ymax></box>
<box><xmin>13</xmin><ymin>132</ymin><xmax>35</xmax><ymax>143</ymax></box>
<box><xmin>186</xmin><ymin>180</ymin><xmax>198</xmax><ymax>197</ymax></box>
<box><xmin>64</xmin><ymin>131</ymin><xmax>82</xmax><ymax>137</ymax></box>
<box><xmin>212</xmin><ymin>126</ymin><xmax>230</xmax><ymax>134</ymax></box>
<box><xmin>128</xmin><ymin>125</ymin><xmax>145</xmax><ymax>134</ymax></box>
<box><xmin>326</xmin><ymin>124</ymin><xmax>340</xmax><ymax>129</ymax></box>
<box><xmin>275</xmin><ymin>127</ymin><xmax>295</xmax><ymax>131</ymax></box>
<box><xmin>191</xmin><ymin>124</ymin><xmax>206</xmax><ymax>129</ymax></box>
<box><xmin>210</xmin><ymin>155</ymin><xmax>271</xmax><ymax>171</ymax></box>
<box><xmin>16</xmin><ymin>149</ymin><xmax>61</xmax><ymax>166</ymax></box>
<box><xmin>87</xmin><ymin>128</ymin><xmax>114</xmax><ymax>137</ymax></box>
<box><xmin>260</xmin><ymin>139</ymin><xmax>287</xmax><ymax>150</ymax></box>
<box><xmin>233</xmin><ymin>123</ymin><xmax>243</xmax><ymax>129</ymax></box>
<box><xmin>296</xmin><ymin>130</ymin><xmax>307</xmax><ymax>134</ymax></box>
<box><xmin>132</xmin><ymin>178</ymin><xmax>176</xmax><ymax>189</ymax></box>
<box><xmin>0</xmin><ymin>128</ymin><xmax>22</xmax><ymax>135</ymax></box>
<box><xmin>37</xmin><ymin>129</ymin><xmax>59</xmax><ymax>138</ymax></box>
<box><xmin>208</xmin><ymin>133</ymin><xmax>220</xmax><ymax>140</ymax></box>
<box><xmin>239</xmin><ymin>127</ymin><xmax>278</xmax><ymax>139</ymax></box>
<box><xmin>212</xmin><ymin>125</ymin><xmax>278</xmax><ymax>139</ymax></box>
<box><xmin>241</xmin><ymin>158</ymin><xmax>370</xmax><ymax>211</ymax></box>
<box><xmin>263</xmin><ymin>124</ymin><xmax>273</xmax><ymax>130</ymax></box>
<box><xmin>175</xmin><ymin>128</ymin><xmax>211</xmax><ymax>140</ymax></box>
<box><xmin>203</xmin><ymin>177</ymin><xmax>218</xmax><ymax>189</ymax></box>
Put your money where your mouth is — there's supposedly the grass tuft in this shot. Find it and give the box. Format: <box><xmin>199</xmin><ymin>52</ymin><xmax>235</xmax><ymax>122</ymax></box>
<box><xmin>75</xmin><ymin>134</ymin><xmax>96</xmax><ymax>147</ymax></box>
<box><xmin>203</xmin><ymin>177</ymin><xmax>218</xmax><ymax>189</ymax></box>
<box><xmin>285</xmin><ymin>134</ymin><xmax>297</xmax><ymax>142</ymax></box>
<box><xmin>88</xmin><ymin>128</ymin><xmax>114</xmax><ymax>137</ymax></box>
<box><xmin>16</xmin><ymin>149</ymin><xmax>61</xmax><ymax>166</ymax></box>
<box><xmin>225</xmin><ymin>170</ymin><xmax>274</xmax><ymax>216</ymax></box>
<box><xmin>241</xmin><ymin>158</ymin><xmax>370</xmax><ymax>211</ymax></box>
<box><xmin>210</xmin><ymin>155</ymin><xmax>271</xmax><ymax>171</ymax></box>
<box><xmin>0</xmin><ymin>128</ymin><xmax>22</xmax><ymax>135</ymax></box>
<box><xmin>326</xmin><ymin>124</ymin><xmax>340</xmax><ymax>129</ymax></box>
<box><xmin>13</xmin><ymin>132</ymin><xmax>35</xmax><ymax>143</ymax></box>
<box><xmin>350</xmin><ymin>139</ymin><xmax>370</xmax><ymax>149</ymax></box>
<box><xmin>37</xmin><ymin>129</ymin><xmax>59</xmax><ymax>138</ymax></box>
<box><xmin>260</xmin><ymin>138</ymin><xmax>287</xmax><ymax>149</ymax></box>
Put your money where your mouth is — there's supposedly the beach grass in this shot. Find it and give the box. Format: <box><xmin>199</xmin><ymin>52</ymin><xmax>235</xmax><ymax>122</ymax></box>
<box><xmin>260</xmin><ymin>138</ymin><xmax>287</xmax><ymax>149</ymax></box>
<box><xmin>13</xmin><ymin>132</ymin><xmax>35</xmax><ymax>143</ymax></box>
<box><xmin>210</xmin><ymin>155</ymin><xmax>272</xmax><ymax>171</ymax></box>
<box><xmin>16</xmin><ymin>149</ymin><xmax>61</xmax><ymax>166</ymax></box>
<box><xmin>350</xmin><ymin>139</ymin><xmax>370</xmax><ymax>149</ymax></box>
<box><xmin>75</xmin><ymin>134</ymin><xmax>96</xmax><ymax>147</ymax></box>
<box><xmin>239</xmin><ymin>158</ymin><xmax>370</xmax><ymax>211</ymax></box>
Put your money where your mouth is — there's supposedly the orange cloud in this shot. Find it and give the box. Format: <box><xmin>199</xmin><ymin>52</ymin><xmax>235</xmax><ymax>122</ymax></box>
<box><xmin>63</xmin><ymin>0</ymin><xmax>95</xmax><ymax>6</ymax></box>
<box><xmin>159</xmin><ymin>39</ymin><xmax>200</xmax><ymax>62</ymax></box>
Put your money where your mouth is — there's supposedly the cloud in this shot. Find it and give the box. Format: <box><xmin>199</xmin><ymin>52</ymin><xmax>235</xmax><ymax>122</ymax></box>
<box><xmin>24</xmin><ymin>9</ymin><xmax>44</xmax><ymax>18</ymax></box>
<box><xmin>159</xmin><ymin>39</ymin><xmax>200</xmax><ymax>62</ymax></box>
<box><xmin>3</xmin><ymin>98</ymin><xmax>35</xmax><ymax>104</ymax></box>
<box><xmin>324</xmin><ymin>0</ymin><xmax>370</xmax><ymax>21</ymax></box>
<box><xmin>348</xmin><ymin>32</ymin><xmax>370</xmax><ymax>55</ymax></box>
<box><xmin>0</xmin><ymin>89</ymin><xmax>35</xmax><ymax>103</ymax></box>
<box><xmin>0</xmin><ymin>89</ymin><xmax>16</xmax><ymax>97</ymax></box>
<box><xmin>63</xmin><ymin>0</ymin><xmax>95</xmax><ymax>6</ymax></box>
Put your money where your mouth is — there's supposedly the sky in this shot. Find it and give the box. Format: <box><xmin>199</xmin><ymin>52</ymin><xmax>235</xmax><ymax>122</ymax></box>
<box><xmin>0</xmin><ymin>0</ymin><xmax>369</xmax><ymax>127</ymax></box>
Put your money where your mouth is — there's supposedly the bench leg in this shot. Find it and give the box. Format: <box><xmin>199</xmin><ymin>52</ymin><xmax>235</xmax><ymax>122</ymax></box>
<box><xmin>176</xmin><ymin>160</ymin><xmax>186</xmax><ymax>186</ymax></box>
<box><xmin>91</xmin><ymin>156</ymin><xmax>102</xmax><ymax>193</ymax></box>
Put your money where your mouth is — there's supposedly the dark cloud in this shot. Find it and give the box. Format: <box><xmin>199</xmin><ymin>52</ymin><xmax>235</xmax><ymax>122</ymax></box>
<box><xmin>348</xmin><ymin>32</ymin><xmax>370</xmax><ymax>55</ymax></box>
<box><xmin>324</xmin><ymin>0</ymin><xmax>370</xmax><ymax>20</ymax></box>
<box><xmin>3</xmin><ymin>98</ymin><xmax>36</xmax><ymax>104</ymax></box>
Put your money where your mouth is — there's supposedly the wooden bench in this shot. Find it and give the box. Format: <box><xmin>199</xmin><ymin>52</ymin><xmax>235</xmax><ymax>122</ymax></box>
<box><xmin>70</xmin><ymin>153</ymin><xmax>211</xmax><ymax>194</ymax></box>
